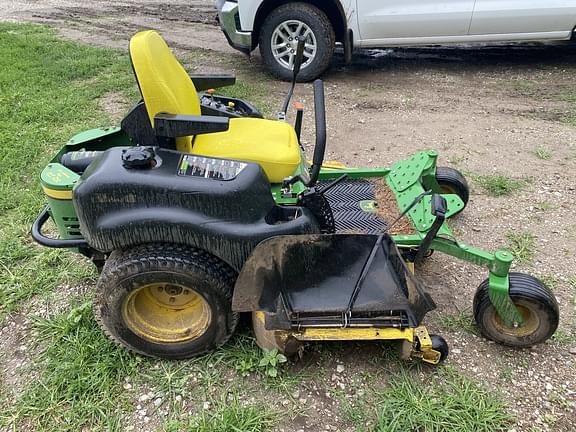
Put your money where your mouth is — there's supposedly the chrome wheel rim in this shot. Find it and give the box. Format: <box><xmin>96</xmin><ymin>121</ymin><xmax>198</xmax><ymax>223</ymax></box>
<box><xmin>271</xmin><ymin>20</ymin><xmax>317</xmax><ymax>70</ymax></box>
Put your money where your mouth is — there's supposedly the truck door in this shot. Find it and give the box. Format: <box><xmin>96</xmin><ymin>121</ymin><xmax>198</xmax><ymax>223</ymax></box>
<box><xmin>470</xmin><ymin>1</ymin><xmax>576</xmax><ymax>36</ymax></box>
<box><xmin>356</xmin><ymin>0</ymin><xmax>476</xmax><ymax>41</ymax></box>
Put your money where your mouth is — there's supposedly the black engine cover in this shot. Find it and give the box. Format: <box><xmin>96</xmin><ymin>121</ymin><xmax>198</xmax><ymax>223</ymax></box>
<box><xmin>73</xmin><ymin>147</ymin><xmax>319</xmax><ymax>270</ymax></box>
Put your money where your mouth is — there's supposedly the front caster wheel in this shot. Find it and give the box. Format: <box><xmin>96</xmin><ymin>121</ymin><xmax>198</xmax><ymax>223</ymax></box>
<box><xmin>435</xmin><ymin>166</ymin><xmax>469</xmax><ymax>214</ymax></box>
<box><xmin>430</xmin><ymin>334</ymin><xmax>449</xmax><ymax>362</ymax></box>
<box><xmin>473</xmin><ymin>273</ymin><xmax>559</xmax><ymax>347</ymax></box>
<box><xmin>94</xmin><ymin>243</ymin><xmax>239</xmax><ymax>359</ymax></box>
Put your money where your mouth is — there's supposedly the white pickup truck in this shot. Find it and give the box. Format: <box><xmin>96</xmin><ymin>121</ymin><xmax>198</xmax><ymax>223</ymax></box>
<box><xmin>216</xmin><ymin>0</ymin><xmax>576</xmax><ymax>80</ymax></box>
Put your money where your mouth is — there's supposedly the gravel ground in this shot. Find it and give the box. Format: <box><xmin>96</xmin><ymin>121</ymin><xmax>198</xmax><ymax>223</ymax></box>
<box><xmin>1</xmin><ymin>1</ymin><xmax>575</xmax><ymax>431</ymax></box>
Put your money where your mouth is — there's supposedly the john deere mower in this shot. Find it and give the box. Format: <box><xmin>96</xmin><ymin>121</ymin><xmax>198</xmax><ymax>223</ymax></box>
<box><xmin>33</xmin><ymin>31</ymin><xmax>559</xmax><ymax>365</ymax></box>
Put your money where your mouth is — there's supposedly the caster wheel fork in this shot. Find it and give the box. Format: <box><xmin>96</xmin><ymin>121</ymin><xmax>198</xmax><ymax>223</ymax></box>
<box><xmin>408</xmin><ymin>326</ymin><xmax>449</xmax><ymax>365</ymax></box>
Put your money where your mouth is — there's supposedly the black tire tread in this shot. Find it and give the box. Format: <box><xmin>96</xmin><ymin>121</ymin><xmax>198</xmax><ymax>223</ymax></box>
<box><xmin>94</xmin><ymin>243</ymin><xmax>239</xmax><ymax>358</ymax></box>
<box><xmin>435</xmin><ymin>166</ymin><xmax>470</xmax><ymax>211</ymax></box>
<box><xmin>430</xmin><ymin>334</ymin><xmax>449</xmax><ymax>362</ymax></box>
<box><xmin>259</xmin><ymin>2</ymin><xmax>335</xmax><ymax>81</ymax></box>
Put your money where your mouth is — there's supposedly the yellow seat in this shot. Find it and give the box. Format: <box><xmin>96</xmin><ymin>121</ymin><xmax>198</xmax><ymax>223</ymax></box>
<box><xmin>129</xmin><ymin>30</ymin><xmax>301</xmax><ymax>183</ymax></box>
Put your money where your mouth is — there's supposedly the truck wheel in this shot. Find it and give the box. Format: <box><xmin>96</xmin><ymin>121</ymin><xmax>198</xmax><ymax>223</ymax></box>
<box><xmin>435</xmin><ymin>167</ymin><xmax>469</xmax><ymax>213</ymax></box>
<box><xmin>94</xmin><ymin>244</ymin><xmax>238</xmax><ymax>359</ymax></box>
<box><xmin>259</xmin><ymin>3</ymin><xmax>335</xmax><ymax>81</ymax></box>
<box><xmin>473</xmin><ymin>273</ymin><xmax>559</xmax><ymax>347</ymax></box>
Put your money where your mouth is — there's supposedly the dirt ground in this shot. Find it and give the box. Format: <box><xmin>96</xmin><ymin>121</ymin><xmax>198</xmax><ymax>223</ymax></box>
<box><xmin>1</xmin><ymin>1</ymin><xmax>576</xmax><ymax>431</ymax></box>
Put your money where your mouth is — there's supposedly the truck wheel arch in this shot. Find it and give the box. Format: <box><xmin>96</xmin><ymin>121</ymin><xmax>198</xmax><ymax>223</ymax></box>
<box><xmin>251</xmin><ymin>0</ymin><xmax>347</xmax><ymax>51</ymax></box>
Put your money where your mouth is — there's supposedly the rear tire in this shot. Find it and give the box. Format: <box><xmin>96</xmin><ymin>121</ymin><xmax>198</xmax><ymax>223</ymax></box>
<box><xmin>259</xmin><ymin>3</ymin><xmax>335</xmax><ymax>81</ymax></box>
<box><xmin>94</xmin><ymin>243</ymin><xmax>238</xmax><ymax>359</ymax></box>
<box><xmin>435</xmin><ymin>167</ymin><xmax>469</xmax><ymax>213</ymax></box>
<box><xmin>473</xmin><ymin>273</ymin><xmax>559</xmax><ymax>347</ymax></box>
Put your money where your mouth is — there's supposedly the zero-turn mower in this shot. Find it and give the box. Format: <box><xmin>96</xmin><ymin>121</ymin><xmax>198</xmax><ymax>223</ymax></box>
<box><xmin>32</xmin><ymin>31</ymin><xmax>559</xmax><ymax>365</ymax></box>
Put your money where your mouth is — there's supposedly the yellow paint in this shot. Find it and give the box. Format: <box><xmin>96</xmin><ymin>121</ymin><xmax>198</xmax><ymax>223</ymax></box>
<box><xmin>129</xmin><ymin>30</ymin><xmax>301</xmax><ymax>183</ymax></box>
<box><xmin>122</xmin><ymin>283</ymin><xmax>211</xmax><ymax>343</ymax></box>
<box><xmin>42</xmin><ymin>186</ymin><xmax>72</xmax><ymax>200</ymax></box>
<box><xmin>293</xmin><ymin>327</ymin><xmax>414</xmax><ymax>342</ymax></box>
<box><xmin>321</xmin><ymin>160</ymin><xmax>347</xmax><ymax>169</ymax></box>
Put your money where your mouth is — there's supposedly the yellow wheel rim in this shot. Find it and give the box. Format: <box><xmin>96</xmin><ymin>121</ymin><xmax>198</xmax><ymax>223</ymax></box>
<box><xmin>439</xmin><ymin>184</ymin><xmax>456</xmax><ymax>195</ymax></box>
<box><xmin>122</xmin><ymin>283</ymin><xmax>211</xmax><ymax>344</ymax></box>
<box><xmin>491</xmin><ymin>302</ymin><xmax>540</xmax><ymax>338</ymax></box>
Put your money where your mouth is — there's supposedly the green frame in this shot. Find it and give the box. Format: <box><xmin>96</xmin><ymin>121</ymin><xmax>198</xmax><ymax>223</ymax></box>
<box><xmin>313</xmin><ymin>150</ymin><xmax>523</xmax><ymax>326</ymax></box>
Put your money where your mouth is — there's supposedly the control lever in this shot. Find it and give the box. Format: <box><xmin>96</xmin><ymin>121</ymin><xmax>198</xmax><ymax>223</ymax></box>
<box><xmin>415</xmin><ymin>194</ymin><xmax>448</xmax><ymax>264</ymax></box>
<box><xmin>282</xmin><ymin>79</ymin><xmax>327</xmax><ymax>190</ymax></box>
<box><xmin>278</xmin><ymin>39</ymin><xmax>305</xmax><ymax>120</ymax></box>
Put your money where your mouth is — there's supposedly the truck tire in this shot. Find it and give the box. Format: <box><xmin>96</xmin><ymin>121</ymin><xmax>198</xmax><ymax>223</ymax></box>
<box><xmin>259</xmin><ymin>3</ymin><xmax>335</xmax><ymax>81</ymax></box>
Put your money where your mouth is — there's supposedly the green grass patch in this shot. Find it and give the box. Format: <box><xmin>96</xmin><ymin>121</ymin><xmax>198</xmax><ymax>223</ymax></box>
<box><xmin>438</xmin><ymin>309</ymin><xmax>478</xmax><ymax>335</ymax></box>
<box><xmin>505</xmin><ymin>231</ymin><xmax>536</xmax><ymax>264</ymax></box>
<box><xmin>533</xmin><ymin>145</ymin><xmax>552</xmax><ymax>160</ymax></box>
<box><xmin>534</xmin><ymin>201</ymin><xmax>553</xmax><ymax>211</ymax></box>
<box><xmin>342</xmin><ymin>367</ymin><xmax>512</xmax><ymax>432</ymax></box>
<box><xmin>473</xmin><ymin>174</ymin><xmax>525</xmax><ymax>197</ymax></box>
<box><xmin>0</xmin><ymin>23</ymin><xmax>137</xmax><ymax>318</ymax></box>
<box><xmin>1</xmin><ymin>302</ymin><xmax>141</xmax><ymax>431</ymax></box>
<box><xmin>539</xmin><ymin>274</ymin><xmax>558</xmax><ymax>291</ymax></box>
<box><xmin>177</xmin><ymin>395</ymin><xmax>278</xmax><ymax>432</ymax></box>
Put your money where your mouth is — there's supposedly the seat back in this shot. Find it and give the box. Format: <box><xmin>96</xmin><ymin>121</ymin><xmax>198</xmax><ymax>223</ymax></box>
<box><xmin>129</xmin><ymin>30</ymin><xmax>198</xmax><ymax>151</ymax></box>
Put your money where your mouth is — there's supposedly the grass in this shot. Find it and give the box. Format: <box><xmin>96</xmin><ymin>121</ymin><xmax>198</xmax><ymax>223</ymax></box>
<box><xmin>539</xmin><ymin>274</ymin><xmax>558</xmax><ymax>291</ymax></box>
<box><xmin>2</xmin><ymin>301</ymin><xmax>142</xmax><ymax>431</ymax></box>
<box><xmin>505</xmin><ymin>231</ymin><xmax>536</xmax><ymax>264</ymax></box>
<box><xmin>534</xmin><ymin>201</ymin><xmax>552</xmax><ymax>211</ymax></box>
<box><xmin>438</xmin><ymin>309</ymin><xmax>478</xmax><ymax>335</ymax></box>
<box><xmin>472</xmin><ymin>174</ymin><xmax>525</xmax><ymax>197</ymax></box>
<box><xmin>342</xmin><ymin>367</ymin><xmax>512</xmax><ymax>432</ymax></box>
<box><xmin>0</xmin><ymin>23</ymin><xmax>136</xmax><ymax>318</ymax></box>
<box><xmin>183</xmin><ymin>395</ymin><xmax>278</xmax><ymax>432</ymax></box>
<box><xmin>533</xmin><ymin>145</ymin><xmax>552</xmax><ymax>160</ymax></box>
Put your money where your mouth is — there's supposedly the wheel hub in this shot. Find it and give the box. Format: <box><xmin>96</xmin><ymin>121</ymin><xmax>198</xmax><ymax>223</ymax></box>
<box><xmin>492</xmin><ymin>303</ymin><xmax>539</xmax><ymax>337</ymax></box>
<box><xmin>271</xmin><ymin>20</ymin><xmax>317</xmax><ymax>70</ymax></box>
<box><xmin>122</xmin><ymin>283</ymin><xmax>211</xmax><ymax>343</ymax></box>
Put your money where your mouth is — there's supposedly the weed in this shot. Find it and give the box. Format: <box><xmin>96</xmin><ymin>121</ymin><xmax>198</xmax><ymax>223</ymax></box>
<box><xmin>506</xmin><ymin>231</ymin><xmax>536</xmax><ymax>264</ymax></box>
<box><xmin>258</xmin><ymin>349</ymin><xmax>288</xmax><ymax>378</ymax></box>
<box><xmin>533</xmin><ymin>146</ymin><xmax>552</xmax><ymax>160</ymax></box>
<box><xmin>473</xmin><ymin>174</ymin><xmax>525</xmax><ymax>197</ymax></box>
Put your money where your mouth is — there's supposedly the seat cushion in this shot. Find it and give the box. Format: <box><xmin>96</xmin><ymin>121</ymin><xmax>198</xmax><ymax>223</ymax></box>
<box><xmin>192</xmin><ymin>118</ymin><xmax>302</xmax><ymax>183</ymax></box>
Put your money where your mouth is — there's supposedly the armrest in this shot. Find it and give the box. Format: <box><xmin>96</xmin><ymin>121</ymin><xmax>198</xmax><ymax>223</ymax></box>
<box><xmin>154</xmin><ymin>113</ymin><xmax>229</xmax><ymax>138</ymax></box>
<box><xmin>190</xmin><ymin>74</ymin><xmax>236</xmax><ymax>91</ymax></box>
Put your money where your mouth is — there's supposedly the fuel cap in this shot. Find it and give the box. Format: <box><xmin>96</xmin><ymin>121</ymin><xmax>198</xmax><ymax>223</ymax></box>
<box><xmin>122</xmin><ymin>147</ymin><xmax>156</xmax><ymax>169</ymax></box>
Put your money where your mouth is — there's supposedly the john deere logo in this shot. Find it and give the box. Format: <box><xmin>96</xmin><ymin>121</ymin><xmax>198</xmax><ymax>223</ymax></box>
<box><xmin>359</xmin><ymin>200</ymin><xmax>377</xmax><ymax>213</ymax></box>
